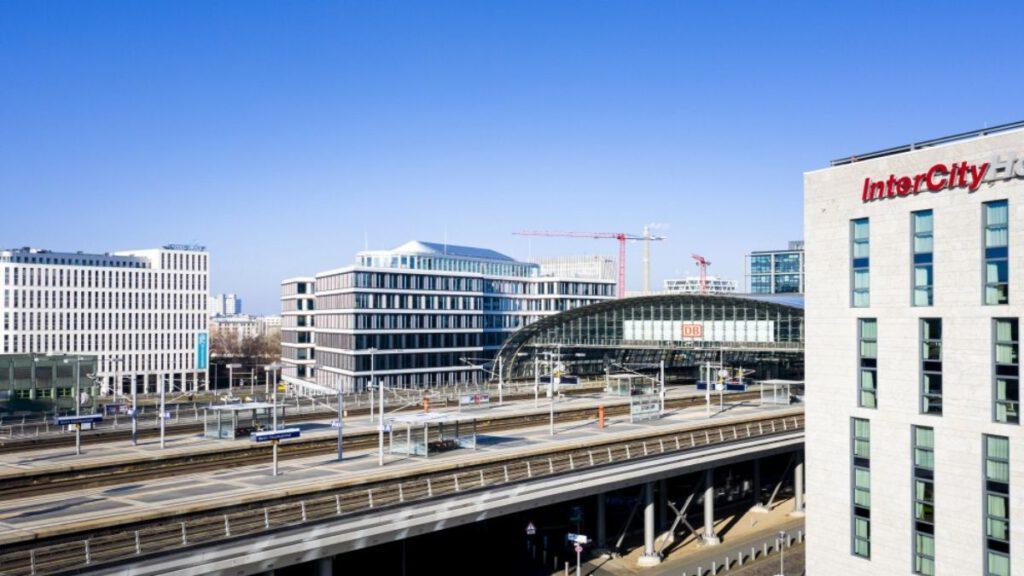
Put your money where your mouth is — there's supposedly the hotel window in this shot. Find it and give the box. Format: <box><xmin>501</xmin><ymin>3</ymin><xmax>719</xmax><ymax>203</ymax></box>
<box><xmin>993</xmin><ymin>319</ymin><xmax>1019</xmax><ymax>424</ymax></box>
<box><xmin>851</xmin><ymin>218</ymin><xmax>870</xmax><ymax>307</ymax></box>
<box><xmin>858</xmin><ymin>319</ymin><xmax>877</xmax><ymax>408</ymax></box>
<box><xmin>851</xmin><ymin>417</ymin><xmax>871</xmax><ymax>558</ymax></box>
<box><xmin>920</xmin><ymin>319</ymin><xmax>942</xmax><ymax>415</ymax></box>
<box><xmin>912</xmin><ymin>210</ymin><xmax>934</xmax><ymax>306</ymax></box>
<box><xmin>984</xmin><ymin>435</ymin><xmax>1010</xmax><ymax>576</ymax></box>
<box><xmin>912</xmin><ymin>426</ymin><xmax>935</xmax><ymax>575</ymax></box>
<box><xmin>984</xmin><ymin>200</ymin><xmax>1009</xmax><ymax>305</ymax></box>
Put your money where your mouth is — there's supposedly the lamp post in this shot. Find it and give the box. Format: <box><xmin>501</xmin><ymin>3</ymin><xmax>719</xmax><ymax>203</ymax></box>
<box><xmin>264</xmin><ymin>363</ymin><xmax>282</xmax><ymax>476</ymax></box>
<box><xmin>109</xmin><ymin>356</ymin><xmax>134</xmax><ymax>445</ymax></box>
<box><xmin>159</xmin><ymin>374</ymin><xmax>167</xmax><ymax>449</ymax></box>
<box><xmin>58</xmin><ymin>355</ymin><xmax>86</xmax><ymax>455</ymax></box>
<box><xmin>226</xmin><ymin>363</ymin><xmax>242</xmax><ymax>397</ymax></box>
<box><xmin>367</xmin><ymin>348</ymin><xmax>377</xmax><ymax>425</ymax></box>
<box><xmin>336</xmin><ymin>378</ymin><xmax>344</xmax><ymax>461</ymax></box>
<box><xmin>378</xmin><ymin>375</ymin><xmax>385</xmax><ymax>467</ymax></box>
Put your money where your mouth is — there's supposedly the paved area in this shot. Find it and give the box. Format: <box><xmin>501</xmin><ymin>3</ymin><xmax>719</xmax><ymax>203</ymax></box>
<box><xmin>574</xmin><ymin>498</ymin><xmax>804</xmax><ymax>576</ymax></box>
<box><xmin>0</xmin><ymin>399</ymin><xmax>799</xmax><ymax>546</ymax></box>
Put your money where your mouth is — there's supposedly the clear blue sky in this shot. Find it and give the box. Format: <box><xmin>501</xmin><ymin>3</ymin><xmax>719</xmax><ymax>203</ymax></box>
<box><xmin>2</xmin><ymin>1</ymin><xmax>1022</xmax><ymax>314</ymax></box>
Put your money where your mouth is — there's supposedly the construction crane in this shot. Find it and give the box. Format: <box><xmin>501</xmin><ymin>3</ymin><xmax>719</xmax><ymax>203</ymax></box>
<box><xmin>514</xmin><ymin>230</ymin><xmax>666</xmax><ymax>298</ymax></box>
<box><xmin>691</xmin><ymin>253</ymin><xmax>711</xmax><ymax>294</ymax></box>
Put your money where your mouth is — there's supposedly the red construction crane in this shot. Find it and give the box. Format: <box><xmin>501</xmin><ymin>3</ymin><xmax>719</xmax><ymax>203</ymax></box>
<box><xmin>691</xmin><ymin>253</ymin><xmax>711</xmax><ymax>294</ymax></box>
<box><xmin>514</xmin><ymin>230</ymin><xmax>665</xmax><ymax>298</ymax></box>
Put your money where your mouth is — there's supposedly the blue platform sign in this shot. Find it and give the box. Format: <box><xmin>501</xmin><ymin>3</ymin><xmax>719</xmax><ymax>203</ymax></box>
<box><xmin>55</xmin><ymin>414</ymin><xmax>103</xmax><ymax>426</ymax></box>
<box><xmin>196</xmin><ymin>332</ymin><xmax>209</xmax><ymax>370</ymax></box>
<box><xmin>251</xmin><ymin>428</ymin><xmax>301</xmax><ymax>443</ymax></box>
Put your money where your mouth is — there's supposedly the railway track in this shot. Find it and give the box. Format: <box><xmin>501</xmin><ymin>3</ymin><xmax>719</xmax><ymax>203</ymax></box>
<box><xmin>0</xmin><ymin>409</ymin><xmax>803</xmax><ymax>576</ymax></box>
<box><xmin>0</xmin><ymin>391</ymin><xmax>760</xmax><ymax>501</ymax></box>
<box><xmin>0</xmin><ymin>386</ymin><xmax>610</xmax><ymax>453</ymax></box>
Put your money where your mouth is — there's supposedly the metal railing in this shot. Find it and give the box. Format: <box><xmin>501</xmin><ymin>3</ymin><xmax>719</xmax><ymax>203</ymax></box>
<box><xmin>0</xmin><ymin>413</ymin><xmax>803</xmax><ymax>576</ymax></box>
<box><xmin>830</xmin><ymin>119</ymin><xmax>1024</xmax><ymax>166</ymax></box>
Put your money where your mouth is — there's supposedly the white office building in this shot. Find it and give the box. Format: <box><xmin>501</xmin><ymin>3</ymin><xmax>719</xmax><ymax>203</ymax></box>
<box><xmin>0</xmin><ymin>245</ymin><xmax>210</xmax><ymax>394</ymax></box>
<box><xmin>533</xmin><ymin>255</ymin><xmax>617</xmax><ymax>281</ymax></box>
<box><xmin>805</xmin><ymin>121</ymin><xmax>1024</xmax><ymax>576</ymax></box>
<box><xmin>209</xmin><ymin>293</ymin><xmax>242</xmax><ymax>316</ymax></box>
<box><xmin>280</xmin><ymin>278</ymin><xmax>316</xmax><ymax>387</ymax></box>
<box><xmin>663</xmin><ymin>275</ymin><xmax>737</xmax><ymax>295</ymax></box>
<box><xmin>281</xmin><ymin>241</ymin><xmax>615</xmax><ymax>393</ymax></box>
<box><xmin>210</xmin><ymin>314</ymin><xmax>281</xmax><ymax>342</ymax></box>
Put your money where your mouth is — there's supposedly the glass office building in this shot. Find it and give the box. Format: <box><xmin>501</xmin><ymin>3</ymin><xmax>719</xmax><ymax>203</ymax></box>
<box><xmin>281</xmin><ymin>241</ymin><xmax>615</xmax><ymax>393</ymax></box>
<box><xmin>746</xmin><ymin>241</ymin><xmax>805</xmax><ymax>294</ymax></box>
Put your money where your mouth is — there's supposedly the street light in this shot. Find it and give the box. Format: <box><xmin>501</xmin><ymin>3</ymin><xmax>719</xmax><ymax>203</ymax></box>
<box><xmin>109</xmin><ymin>356</ymin><xmax>134</xmax><ymax>445</ymax></box>
<box><xmin>367</xmin><ymin>348</ymin><xmax>377</xmax><ymax>425</ymax></box>
<box><xmin>55</xmin><ymin>354</ymin><xmax>87</xmax><ymax>455</ymax></box>
<box><xmin>264</xmin><ymin>363</ymin><xmax>282</xmax><ymax>476</ymax></box>
<box><xmin>226</xmin><ymin>363</ymin><xmax>242</xmax><ymax>397</ymax></box>
<box><xmin>159</xmin><ymin>373</ymin><xmax>168</xmax><ymax>449</ymax></box>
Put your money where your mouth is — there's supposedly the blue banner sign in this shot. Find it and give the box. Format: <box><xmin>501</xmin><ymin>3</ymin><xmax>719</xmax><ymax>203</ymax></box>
<box><xmin>55</xmin><ymin>414</ymin><xmax>103</xmax><ymax>426</ymax></box>
<box><xmin>196</xmin><ymin>332</ymin><xmax>209</xmax><ymax>370</ymax></box>
<box><xmin>251</xmin><ymin>428</ymin><xmax>301</xmax><ymax>442</ymax></box>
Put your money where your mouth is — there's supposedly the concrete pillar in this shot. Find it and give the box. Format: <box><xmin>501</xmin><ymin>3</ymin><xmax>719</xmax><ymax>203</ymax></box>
<box><xmin>315</xmin><ymin>556</ymin><xmax>333</xmax><ymax>576</ymax></box>
<box><xmin>596</xmin><ymin>493</ymin><xmax>607</xmax><ymax>549</ymax></box>
<box><xmin>791</xmin><ymin>453</ymin><xmax>805</xmax><ymax>516</ymax></box>
<box><xmin>702</xmin><ymin>469</ymin><xmax>720</xmax><ymax>545</ymax></box>
<box><xmin>657</xmin><ymin>479</ymin><xmax>668</xmax><ymax>531</ymax></box>
<box><xmin>752</xmin><ymin>458</ymin><xmax>769</xmax><ymax>513</ymax></box>
<box><xmin>637</xmin><ymin>483</ymin><xmax>661</xmax><ymax>566</ymax></box>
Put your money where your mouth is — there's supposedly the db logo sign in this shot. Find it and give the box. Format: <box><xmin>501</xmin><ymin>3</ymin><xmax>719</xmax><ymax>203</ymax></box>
<box><xmin>681</xmin><ymin>323</ymin><xmax>703</xmax><ymax>339</ymax></box>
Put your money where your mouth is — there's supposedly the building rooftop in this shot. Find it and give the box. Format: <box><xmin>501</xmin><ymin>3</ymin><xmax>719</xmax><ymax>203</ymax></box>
<box><xmin>378</xmin><ymin>240</ymin><xmax>517</xmax><ymax>262</ymax></box>
<box><xmin>830</xmin><ymin>120</ymin><xmax>1024</xmax><ymax>167</ymax></box>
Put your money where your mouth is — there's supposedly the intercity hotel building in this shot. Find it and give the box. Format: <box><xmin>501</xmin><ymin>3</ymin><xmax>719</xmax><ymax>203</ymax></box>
<box><xmin>805</xmin><ymin>121</ymin><xmax>1024</xmax><ymax>575</ymax></box>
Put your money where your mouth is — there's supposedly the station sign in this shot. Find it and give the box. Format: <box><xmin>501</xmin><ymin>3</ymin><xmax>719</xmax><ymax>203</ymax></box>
<box><xmin>566</xmin><ymin>533</ymin><xmax>589</xmax><ymax>545</ymax></box>
<box><xmin>861</xmin><ymin>154</ymin><xmax>1024</xmax><ymax>203</ymax></box>
<box><xmin>251</xmin><ymin>428</ymin><xmax>301</xmax><ymax>442</ymax></box>
<box><xmin>55</xmin><ymin>414</ymin><xmax>103</xmax><ymax>426</ymax></box>
<box><xmin>459</xmin><ymin>393</ymin><xmax>490</xmax><ymax>409</ymax></box>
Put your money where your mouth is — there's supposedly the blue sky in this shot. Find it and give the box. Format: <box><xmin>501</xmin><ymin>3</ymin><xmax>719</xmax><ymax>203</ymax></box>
<box><xmin>2</xmin><ymin>1</ymin><xmax>1023</xmax><ymax>313</ymax></box>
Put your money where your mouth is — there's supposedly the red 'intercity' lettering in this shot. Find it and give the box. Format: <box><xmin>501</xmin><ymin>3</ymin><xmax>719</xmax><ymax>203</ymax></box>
<box><xmin>862</xmin><ymin>160</ymin><xmax>990</xmax><ymax>202</ymax></box>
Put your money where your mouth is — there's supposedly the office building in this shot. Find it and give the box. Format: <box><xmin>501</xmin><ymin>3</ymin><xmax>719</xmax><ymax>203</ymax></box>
<box><xmin>746</xmin><ymin>240</ymin><xmax>805</xmax><ymax>294</ymax></box>
<box><xmin>280</xmin><ymin>277</ymin><xmax>316</xmax><ymax>385</ymax></box>
<box><xmin>209</xmin><ymin>293</ymin><xmax>242</xmax><ymax>316</ymax></box>
<box><xmin>805</xmin><ymin>121</ymin><xmax>1024</xmax><ymax>576</ymax></box>
<box><xmin>210</xmin><ymin>314</ymin><xmax>281</xmax><ymax>343</ymax></box>
<box><xmin>280</xmin><ymin>241</ymin><xmax>615</xmax><ymax>393</ymax></box>
<box><xmin>663</xmin><ymin>275</ymin><xmax>737</xmax><ymax>295</ymax></box>
<box><xmin>532</xmin><ymin>255</ymin><xmax>617</xmax><ymax>281</ymax></box>
<box><xmin>0</xmin><ymin>245</ymin><xmax>210</xmax><ymax>394</ymax></box>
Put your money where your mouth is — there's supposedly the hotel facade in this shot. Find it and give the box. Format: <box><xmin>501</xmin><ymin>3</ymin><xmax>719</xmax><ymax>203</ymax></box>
<box><xmin>0</xmin><ymin>245</ymin><xmax>210</xmax><ymax>394</ymax></box>
<box><xmin>280</xmin><ymin>241</ymin><xmax>615</xmax><ymax>393</ymax></box>
<box><xmin>805</xmin><ymin>122</ymin><xmax>1024</xmax><ymax>575</ymax></box>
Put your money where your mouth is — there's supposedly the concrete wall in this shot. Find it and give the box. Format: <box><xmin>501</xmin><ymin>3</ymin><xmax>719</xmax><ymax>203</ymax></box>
<box><xmin>805</xmin><ymin>129</ymin><xmax>1024</xmax><ymax>574</ymax></box>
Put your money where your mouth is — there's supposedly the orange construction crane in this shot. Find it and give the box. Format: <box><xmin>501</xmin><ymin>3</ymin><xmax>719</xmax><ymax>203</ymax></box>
<box><xmin>514</xmin><ymin>230</ymin><xmax>665</xmax><ymax>298</ymax></box>
<box><xmin>691</xmin><ymin>254</ymin><xmax>711</xmax><ymax>294</ymax></box>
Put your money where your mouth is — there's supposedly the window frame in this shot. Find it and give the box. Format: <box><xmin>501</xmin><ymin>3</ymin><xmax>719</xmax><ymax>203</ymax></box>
<box><xmin>983</xmin><ymin>200</ymin><xmax>1009</xmax><ymax>306</ymax></box>
<box><xmin>920</xmin><ymin>318</ymin><xmax>942</xmax><ymax>415</ymax></box>
<box><xmin>851</xmin><ymin>218</ymin><xmax>870</xmax><ymax>308</ymax></box>
<box><xmin>912</xmin><ymin>209</ymin><xmax>934</xmax><ymax>306</ymax></box>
